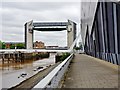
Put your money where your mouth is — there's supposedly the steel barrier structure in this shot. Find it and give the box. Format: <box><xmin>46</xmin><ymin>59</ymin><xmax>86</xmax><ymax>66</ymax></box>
<box><xmin>81</xmin><ymin>1</ymin><xmax>120</xmax><ymax>65</ymax></box>
<box><xmin>33</xmin><ymin>53</ymin><xmax>74</xmax><ymax>89</ymax></box>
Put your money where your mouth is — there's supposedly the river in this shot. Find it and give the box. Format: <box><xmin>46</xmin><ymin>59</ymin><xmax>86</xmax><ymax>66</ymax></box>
<box><xmin>0</xmin><ymin>53</ymin><xmax>56</xmax><ymax>89</ymax></box>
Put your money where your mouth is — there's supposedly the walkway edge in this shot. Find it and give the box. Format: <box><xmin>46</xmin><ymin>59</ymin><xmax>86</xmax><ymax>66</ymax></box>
<box><xmin>84</xmin><ymin>54</ymin><xmax>118</xmax><ymax>71</ymax></box>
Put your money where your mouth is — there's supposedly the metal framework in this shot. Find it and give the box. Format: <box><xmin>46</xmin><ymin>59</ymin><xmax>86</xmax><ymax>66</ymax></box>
<box><xmin>83</xmin><ymin>2</ymin><xmax>120</xmax><ymax>65</ymax></box>
<box><xmin>25</xmin><ymin>20</ymin><xmax>76</xmax><ymax>49</ymax></box>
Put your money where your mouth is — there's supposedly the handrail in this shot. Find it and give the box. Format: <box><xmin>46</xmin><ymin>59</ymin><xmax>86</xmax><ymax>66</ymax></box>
<box><xmin>33</xmin><ymin>53</ymin><xmax>74</xmax><ymax>88</ymax></box>
<box><xmin>0</xmin><ymin>49</ymin><xmax>71</xmax><ymax>53</ymax></box>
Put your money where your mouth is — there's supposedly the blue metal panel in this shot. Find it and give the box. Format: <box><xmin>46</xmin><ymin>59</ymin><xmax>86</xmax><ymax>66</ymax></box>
<box><xmin>33</xmin><ymin>22</ymin><xmax>68</xmax><ymax>27</ymax></box>
<box><xmin>106</xmin><ymin>2</ymin><xmax>115</xmax><ymax>53</ymax></box>
<box><xmin>116</xmin><ymin>4</ymin><xmax>120</xmax><ymax>54</ymax></box>
<box><xmin>82</xmin><ymin>2</ymin><xmax>120</xmax><ymax>65</ymax></box>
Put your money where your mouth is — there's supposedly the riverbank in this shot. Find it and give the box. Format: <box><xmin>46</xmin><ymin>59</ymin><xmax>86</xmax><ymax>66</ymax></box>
<box><xmin>0</xmin><ymin>52</ymin><xmax>49</xmax><ymax>69</ymax></box>
<box><xmin>1</xmin><ymin>53</ymin><xmax>56</xmax><ymax>89</ymax></box>
<box><xmin>9</xmin><ymin>62</ymin><xmax>60</xmax><ymax>89</ymax></box>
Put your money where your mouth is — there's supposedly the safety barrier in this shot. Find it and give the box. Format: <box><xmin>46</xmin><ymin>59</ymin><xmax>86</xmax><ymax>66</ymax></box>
<box><xmin>33</xmin><ymin>53</ymin><xmax>74</xmax><ymax>89</ymax></box>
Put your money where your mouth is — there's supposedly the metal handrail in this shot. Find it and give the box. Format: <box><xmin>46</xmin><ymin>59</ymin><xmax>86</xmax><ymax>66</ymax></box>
<box><xmin>0</xmin><ymin>49</ymin><xmax>71</xmax><ymax>53</ymax></box>
<box><xmin>33</xmin><ymin>53</ymin><xmax>74</xmax><ymax>88</ymax></box>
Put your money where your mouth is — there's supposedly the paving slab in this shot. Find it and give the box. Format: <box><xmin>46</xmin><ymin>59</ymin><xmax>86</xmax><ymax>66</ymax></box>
<box><xmin>62</xmin><ymin>54</ymin><xmax>119</xmax><ymax>89</ymax></box>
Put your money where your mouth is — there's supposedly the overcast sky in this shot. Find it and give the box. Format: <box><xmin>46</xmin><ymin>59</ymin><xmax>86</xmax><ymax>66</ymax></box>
<box><xmin>1</xmin><ymin>0</ymin><xmax>81</xmax><ymax>47</ymax></box>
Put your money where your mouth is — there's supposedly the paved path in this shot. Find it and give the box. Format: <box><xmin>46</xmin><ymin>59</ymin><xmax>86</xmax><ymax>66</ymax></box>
<box><xmin>62</xmin><ymin>54</ymin><xmax>119</xmax><ymax>88</ymax></box>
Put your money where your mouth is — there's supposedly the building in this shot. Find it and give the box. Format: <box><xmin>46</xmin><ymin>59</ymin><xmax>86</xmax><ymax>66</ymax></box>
<box><xmin>81</xmin><ymin>1</ymin><xmax>120</xmax><ymax>65</ymax></box>
<box><xmin>34</xmin><ymin>41</ymin><xmax>45</xmax><ymax>49</ymax></box>
<box><xmin>5</xmin><ymin>43</ymin><xmax>11</xmax><ymax>49</ymax></box>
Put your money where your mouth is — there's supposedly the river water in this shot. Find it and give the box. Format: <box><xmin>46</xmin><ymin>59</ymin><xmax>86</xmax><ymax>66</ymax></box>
<box><xmin>0</xmin><ymin>53</ymin><xmax>56</xmax><ymax>89</ymax></box>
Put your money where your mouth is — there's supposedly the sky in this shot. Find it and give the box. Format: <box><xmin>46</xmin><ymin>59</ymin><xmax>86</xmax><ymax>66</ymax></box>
<box><xmin>0</xmin><ymin>0</ymin><xmax>81</xmax><ymax>47</ymax></box>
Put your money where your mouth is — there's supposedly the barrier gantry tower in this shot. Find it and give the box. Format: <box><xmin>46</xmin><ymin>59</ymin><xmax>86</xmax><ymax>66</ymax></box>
<box><xmin>24</xmin><ymin>20</ymin><xmax>76</xmax><ymax>49</ymax></box>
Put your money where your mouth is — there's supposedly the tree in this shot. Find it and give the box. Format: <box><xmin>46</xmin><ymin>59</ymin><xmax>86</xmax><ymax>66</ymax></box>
<box><xmin>16</xmin><ymin>43</ymin><xmax>25</xmax><ymax>49</ymax></box>
<box><xmin>10</xmin><ymin>44</ymin><xmax>15</xmax><ymax>49</ymax></box>
<box><xmin>2</xmin><ymin>42</ymin><xmax>5</xmax><ymax>49</ymax></box>
<box><xmin>0</xmin><ymin>40</ymin><xmax>2</xmax><ymax>49</ymax></box>
<box><xmin>0</xmin><ymin>41</ymin><xmax>25</xmax><ymax>49</ymax></box>
<box><xmin>74</xmin><ymin>44</ymin><xmax>83</xmax><ymax>50</ymax></box>
<box><xmin>74</xmin><ymin>47</ymin><xmax>80</xmax><ymax>50</ymax></box>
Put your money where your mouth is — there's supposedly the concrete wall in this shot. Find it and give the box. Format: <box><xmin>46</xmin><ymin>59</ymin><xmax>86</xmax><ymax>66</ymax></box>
<box><xmin>25</xmin><ymin>20</ymin><xmax>33</xmax><ymax>49</ymax></box>
<box><xmin>67</xmin><ymin>20</ymin><xmax>76</xmax><ymax>48</ymax></box>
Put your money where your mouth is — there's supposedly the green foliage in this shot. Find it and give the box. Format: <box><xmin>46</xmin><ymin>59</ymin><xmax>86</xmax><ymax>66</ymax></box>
<box><xmin>0</xmin><ymin>41</ymin><xmax>25</xmax><ymax>49</ymax></box>
<box><xmin>38</xmin><ymin>53</ymin><xmax>49</xmax><ymax>58</ymax></box>
<box><xmin>74</xmin><ymin>47</ymin><xmax>80</xmax><ymax>50</ymax></box>
<box><xmin>10</xmin><ymin>44</ymin><xmax>15</xmax><ymax>49</ymax></box>
<box><xmin>34</xmin><ymin>52</ymin><xmax>50</xmax><ymax>60</ymax></box>
<box><xmin>55</xmin><ymin>53</ymin><xmax>71</xmax><ymax>63</ymax></box>
<box><xmin>2</xmin><ymin>42</ymin><xmax>5</xmax><ymax>49</ymax></box>
<box><xmin>60</xmin><ymin>53</ymin><xmax>70</xmax><ymax>61</ymax></box>
<box><xmin>79</xmin><ymin>44</ymin><xmax>83</xmax><ymax>50</ymax></box>
<box><xmin>16</xmin><ymin>43</ymin><xmax>25</xmax><ymax>49</ymax></box>
<box><xmin>0</xmin><ymin>41</ymin><xmax>6</xmax><ymax>49</ymax></box>
<box><xmin>74</xmin><ymin>44</ymin><xmax>83</xmax><ymax>50</ymax></box>
<box><xmin>0</xmin><ymin>40</ymin><xmax>2</xmax><ymax>49</ymax></box>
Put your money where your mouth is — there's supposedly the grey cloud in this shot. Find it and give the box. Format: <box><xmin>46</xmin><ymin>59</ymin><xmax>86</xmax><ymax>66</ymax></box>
<box><xmin>1</xmin><ymin>1</ymin><xmax>80</xmax><ymax>46</ymax></box>
<box><xmin>2</xmin><ymin>32</ymin><xmax>24</xmax><ymax>42</ymax></box>
<box><xmin>2</xmin><ymin>2</ymin><xmax>80</xmax><ymax>12</ymax></box>
<box><xmin>34</xmin><ymin>31</ymin><xmax>67</xmax><ymax>46</ymax></box>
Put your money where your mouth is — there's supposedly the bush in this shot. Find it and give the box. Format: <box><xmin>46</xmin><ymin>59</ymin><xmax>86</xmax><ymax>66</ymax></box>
<box><xmin>39</xmin><ymin>53</ymin><xmax>49</xmax><ymax>58</ymax></box>
<box><xmin>55</xmin><ymin>53</ymin><xmax>70</xmax><ymax>63</ymax></box>
<box><xmin>60</xmin><ymin>53</ymin><xmax>70</xmax><ymax>61</ymax></box>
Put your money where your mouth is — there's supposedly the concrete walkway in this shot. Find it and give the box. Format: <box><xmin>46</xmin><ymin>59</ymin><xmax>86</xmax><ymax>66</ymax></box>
<box><xmin>62</xmin><ymin>54</ymin><xmax>118</xmax><ymax>88</ymax></box>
